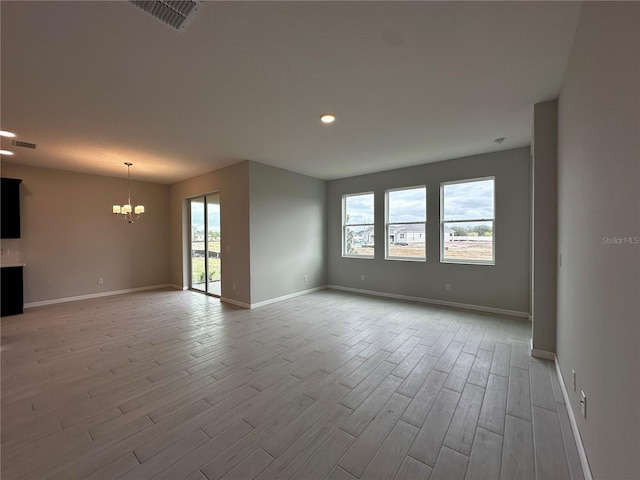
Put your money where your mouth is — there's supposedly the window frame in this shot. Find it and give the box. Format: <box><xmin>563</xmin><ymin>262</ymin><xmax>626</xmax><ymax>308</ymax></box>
<box><xmin>385</xmin><ymin>185</ymin><xmax>427</xmax><ymax>262</ymax></box>
<box><xmin>440</xmin><ymin>176</ymin><xmax>495</xmax><ymax>265</ymax></box>
<box><xmin>342</xmin><ymin>192</ymin><xmax>375</xmax><ymax>259</ymax></box>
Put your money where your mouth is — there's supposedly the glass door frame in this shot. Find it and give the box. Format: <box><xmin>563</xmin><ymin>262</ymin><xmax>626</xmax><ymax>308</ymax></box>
<box><xmin>188</xmin><ymin>192</ymin><xmax>221</xmax><ymax>298</ymax></box>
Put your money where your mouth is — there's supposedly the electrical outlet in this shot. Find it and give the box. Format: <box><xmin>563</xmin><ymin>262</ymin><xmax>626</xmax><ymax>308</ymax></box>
<box><xmin>360</xmin><ymin>275</ymin><xmax>365</xmax><ymax>282</ymax></box>
<box><xmin>580</xmin><ymin>391</ymin><xmax>587</xmax><ymax>418</ymax></box>
<box><xmin>304</xmin><ymin>275</ymin><xmax>308</xmax><ymax>282</ymax></box>
<box><xmin>232</xmin><ymin>282</ymin><xmax>236</xmax><ymax>290</ymax></box>
<box><xmin>98</xmin><ymin>277</ymin><xmax>104</xmax><ymax>285</ymax></box>
<box><xmin>445</xmin><ymin>283</ymin><xmax>452</xmax><ymax>291</ymax></box>
<box><xmin>572</xmin><ymin>369</ymin><xmax>576</xmax><ymax>391</ymax></box>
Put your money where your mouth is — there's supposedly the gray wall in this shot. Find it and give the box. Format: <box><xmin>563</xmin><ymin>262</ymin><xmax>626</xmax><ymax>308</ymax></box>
<box><xmin>249</xmin><ymin>162</ymin><xmax>326</xmax><ymax>304</ymax></box>
<box><xmin>531</xmin><ymin>100</ymin><xmax>558</xmax><ymax>353</ymax></box>
<box><xmin>327</xmin><ymin>148</ymin><xmax>531</xmax><ymax>314</ymax></box>
<box><xmin>169</xmin><ymin>161</ymin><xmax>251</xmax><ymax>306</ymax></box>
<box><xmin>1</xmin><ymin>162</ymin><xmax>170</xmax><ymax>304</ymax></box>
<box><xmin>557</xmin><ymin>2</ymin><xmax>640</xmax><ymax>478</ymax></box>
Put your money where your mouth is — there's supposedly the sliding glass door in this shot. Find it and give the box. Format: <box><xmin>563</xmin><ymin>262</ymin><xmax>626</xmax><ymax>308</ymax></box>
<box><xmin>189</xmin><ymin>193</ymin><xmax>221</xmax><ymax>297</ymax></box>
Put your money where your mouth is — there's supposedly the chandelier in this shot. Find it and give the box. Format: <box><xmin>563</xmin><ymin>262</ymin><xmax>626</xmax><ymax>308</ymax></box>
<box><xmin>112</xmin><ymin>162</ymin><xmax>145</xmax><ymax>223</ymax></box>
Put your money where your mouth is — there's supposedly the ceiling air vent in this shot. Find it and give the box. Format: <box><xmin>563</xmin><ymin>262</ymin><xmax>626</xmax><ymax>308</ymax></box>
<box><xmin>129</xmin><ymin>1</ymin><xmax>201</xmax><ymax>32</ymax></box>
<box><xmin>12</xmin><ymin>140</ymin><xmax>37</xmax><ymax>149</ymax></box>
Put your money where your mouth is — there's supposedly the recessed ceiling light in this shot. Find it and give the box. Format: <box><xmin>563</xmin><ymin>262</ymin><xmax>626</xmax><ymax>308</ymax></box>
<box><xmin>0</xmin><ymin>130</ymin><xmax>16</xmax><ymax>138</ymax></box>
<box><xmin>320</xmin><ymin>114</ymin><xmax>336</xmax><ymax>124</ymax></box>
<box><xmin>0</xmin><ymin>150</ymin><xmax>15</xmax><ymax>156</ymax></box>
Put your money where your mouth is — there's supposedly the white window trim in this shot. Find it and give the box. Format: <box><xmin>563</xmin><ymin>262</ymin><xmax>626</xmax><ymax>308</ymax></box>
<box><xmin>385</xmin><ymin>185</ymin><xmax>427</xmax><ymax>262</ymax></box>
<box><xmin>342</xmin><ymin>192</ymin><xmax>375</xmax><ymax>259</ymax></box>
<box><xmin>440</xmin><ymin>176</ymin><xmax>495</xmax><ymax>265</ymax></box>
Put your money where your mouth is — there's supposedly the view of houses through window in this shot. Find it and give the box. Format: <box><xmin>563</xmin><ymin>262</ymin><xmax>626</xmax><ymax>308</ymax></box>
<box><xmin>386</xmin><ymin>186</ymin><xmax>426</xmax><ymax>260</ymax></box>
<box><xmin>342</xmin><ymin>177</ymin><xmax>494</xmax><ymax>264</ymax></box>
<box><xmin>343</xmin><ymin>192</ymin><xmax>375</xmax><ymax>257</ymax></box>
<box><xmin>441</xmin><ymin>177</ymin><xmax>495</xmax><ymax>264</ymax></box>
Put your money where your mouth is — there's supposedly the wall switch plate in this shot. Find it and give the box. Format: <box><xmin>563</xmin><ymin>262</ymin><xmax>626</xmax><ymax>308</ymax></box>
<box><xmin>580</xmin><ymin>391</ymin><xmax>587</xmax><ymax>418</ymax></box>
<box><xmin>98</xmin><ymin>277</ymin><xmax>104</xmax><ymax>285</ymax></box>
<box><xmin>445</xmin><ymin>283</ymin><xmax>452</xmax><ymax>291</ymax></box>
<box><xmin>572</xmin><ymin>369</ymin><xmax>576</xmax><ymax>391</ymax></box>
<box><xmin>304</xmin><ymin>275</ymin><xmax>308</xmax><ymax>282</ymax></box>
<box><xmin>360</xmin><ymin>275</ymin><xmax>365</xmax><ymax>281</ymax></box>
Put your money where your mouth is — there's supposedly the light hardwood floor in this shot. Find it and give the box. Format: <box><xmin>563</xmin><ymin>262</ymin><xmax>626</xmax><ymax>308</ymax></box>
<box><xmin>1</xmin><ymin>289</ymin><xmax>584</xmax><ymax>480</ymax></box>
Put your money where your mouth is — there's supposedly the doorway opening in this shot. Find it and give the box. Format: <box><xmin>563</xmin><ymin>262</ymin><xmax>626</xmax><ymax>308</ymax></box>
<box><xmin>189</xmin><ymin>193</ymin><xmax>221</xmax><ymax>297</ymax></box>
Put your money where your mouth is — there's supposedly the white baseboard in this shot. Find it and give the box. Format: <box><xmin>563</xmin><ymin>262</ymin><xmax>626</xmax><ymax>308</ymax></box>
<box><xmin>220</xmin><ymin>286</ymin><xmax>328</xmax><ymax>310</ymax></box>
<box><xmin>530</xmin><ymin>339</ymin><xmax>556</xmax><ymax>360</ymax></box>
<box><xmin>554</xmin><ymin>358</ymin><xmax>594</xmax><ymax>480</ymax></box>
<box><xmin>531</xmin><ymin>348</ymin><xmax>556</xmax><ymax>360</ymax></box>
<box><xmin>170</xmin><ymin>284</ymin><xmax>188</xmax><ymax>291</ymax></box>
<box><xmin>24</xmin><ymin>284</ymin><xmax>176</xmax><ymax>309</ymax></box>
<box><xmin>528</xmin><ymin>343</ymin><xmax>593</xmax><ymax>480</ymax></box>
<box><xmin>327</xmin><ymin>285</ymin><xmax>530</xmax><ymax>318</ymax></box>
<box><xmin>220</xmin><ymin>297</ymin><xmax>251</xmax><ymax>309</ymax></box>
<box><xmin>250</xmin><ymin>286</ymin><xmax>326</xmax><ymax>309</ymax></box>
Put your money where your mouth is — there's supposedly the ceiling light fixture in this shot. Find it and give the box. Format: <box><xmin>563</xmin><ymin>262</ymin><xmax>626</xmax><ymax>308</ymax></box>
<box><xmin>320</xmin><ymin>113</ymin><xmax>336</xmax><ymax>124</ymax></box>
<box><xmin>1</xmin><ymin>131</ymin><xmax>17</xmax><ymax>156</ymax></box>
<box><xmin>112</xmin><ymin>162</ymin><xmax>145</xmax><ymax>224</ymax></box>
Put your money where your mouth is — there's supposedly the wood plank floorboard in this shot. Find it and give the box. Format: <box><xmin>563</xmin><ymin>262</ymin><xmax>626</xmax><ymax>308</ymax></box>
<box><xmin>478</xmin><ymin>373</ymin><xmax>509</xmax><ymax>435</ymax></box>
<box><xmin>408</xmin><ymin>387</ymin><xmax>460</xmax><ymax>466</ymax></box>
<box><xmin>465</xmin><ymin>427</ymin><xmax>502</xmax><ymax>480</ymax></box>
<box><xmin>360</xmin><ymin>420</ymin><xmax>419</xmax><ymax>480</ymax></box>
<box><xmin>394</xmin><ymin>455</ymin><xmax>433</xmax><ymax>480</ymax></box>
<box><xmin>1</xmin><ymin>288</ymin><xmax>581</xmax><ymax>479</ymax></box>
<box><xmin>532</xmin><ymin>405</ymin><xmax>571</xmax><ymax>480</ymax></box>
<box><xmin>284</xmin><ymin>425</ymin><xmax>356</xmax><ymax>480</ymax></box>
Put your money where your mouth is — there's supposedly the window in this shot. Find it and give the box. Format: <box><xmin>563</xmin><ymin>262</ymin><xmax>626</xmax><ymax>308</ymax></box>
<box><xmin>342</xmin><ymin>192</ymin><xmax>375</xmax><ymax>258</ymax></box>
<box><xmin>386</xmin><ymin>186</ymin><xmax>426</xmax><ymax>261</ymax></box>
<box><xmin>441</xmin><ymin>177</ymin><xmax>495</xmax><ymax>264</ymax></box>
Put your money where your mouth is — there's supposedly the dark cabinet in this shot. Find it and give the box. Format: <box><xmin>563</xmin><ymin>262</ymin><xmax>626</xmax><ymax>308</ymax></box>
<box><xmin>1</xmin><ymin>266</ymin><xmax>23</xmax><ymax>316</ymax></box>
<box><xmin>1</xmin><ymin>177</ymin><xmax>22</xmax><ymax>238</ymax></box>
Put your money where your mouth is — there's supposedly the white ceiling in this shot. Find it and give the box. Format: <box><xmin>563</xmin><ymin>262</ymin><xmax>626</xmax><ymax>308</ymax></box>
<box><xmin>1</xmin><ymin>1</ymin><xmax>582</xmax><ymax>184</ymax></box>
